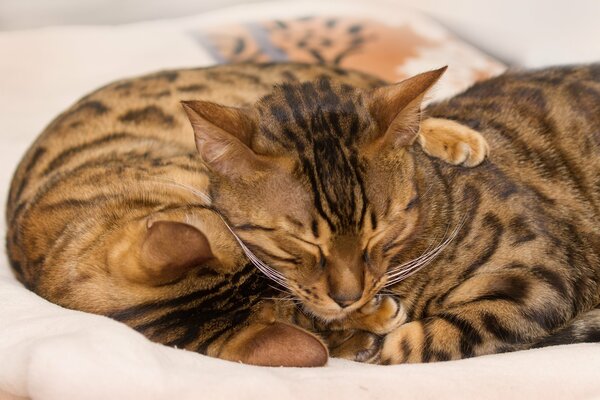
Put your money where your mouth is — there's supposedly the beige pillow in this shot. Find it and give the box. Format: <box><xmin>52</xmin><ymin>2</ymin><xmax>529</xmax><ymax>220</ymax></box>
<box><xmin>192</xmin><ymin>14</ymin><xmax>506</xmax><ymax>100</ymax></box>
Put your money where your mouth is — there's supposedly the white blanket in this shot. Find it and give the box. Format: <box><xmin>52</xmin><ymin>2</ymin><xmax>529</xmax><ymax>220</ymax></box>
<box><xmin>1</xmin><ymin>2</ymin><xmax>599</xmax><ymax>399</ymax></box>
<box><xmin>2</xmin><ymin>276</ymin><xmax>599</xmax><ymax>400</ymax></box>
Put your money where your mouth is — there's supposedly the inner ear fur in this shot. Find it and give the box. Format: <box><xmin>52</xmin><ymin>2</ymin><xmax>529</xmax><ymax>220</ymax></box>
<box><xmin>181</xmin><ymin>100</ymin><xmax>256</xmax><ymax>146</ymax></box>
<box><xmin>181</xmin><ymin>100</ymin><xmax>265</xmax><ymax>176</ymax></box>
<box><xmin>139</xmin><ymin>220</ymin><xmax>214</xmax><ymax>285</ymax></box>
<box><xmin>218</xmin><ymin>321</ymin><xmax>328</xmax><ymax>367</ymax></box>
<box><xmin>367</xmin><ymin>66</ymin><xmax>447</xmax><ymax>148</ymax></box>
<box><xmin>108</xmin><ymin>218</ymin><xmax>216</xmax><ymax>286</ymax></box>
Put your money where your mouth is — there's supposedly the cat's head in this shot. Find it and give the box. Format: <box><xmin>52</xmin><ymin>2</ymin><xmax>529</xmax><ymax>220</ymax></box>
<box><xmin>182</xmin><ymin>67</ymin><xmax>445</xmax><ymax>321</ymax></box>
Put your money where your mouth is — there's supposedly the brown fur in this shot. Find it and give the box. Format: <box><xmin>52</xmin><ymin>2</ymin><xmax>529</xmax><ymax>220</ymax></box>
<box><xmin>7</xmin><ymin>64</ymin><xmax>483</xmax><ymax>366</ymax></box>
<box><xmin>176</xmin><ymin>64</ymin><xmax>600</xmax><ymax>363</ymax></box>
<box><xmin>375</xmin><ymin>65</ymin><xmax>600</xmax><ymax>363</ymax></box>
<box><xmin>18</xmin><ymin>61</ymin><xmax>594</xmax><ymax>368</ymax></box>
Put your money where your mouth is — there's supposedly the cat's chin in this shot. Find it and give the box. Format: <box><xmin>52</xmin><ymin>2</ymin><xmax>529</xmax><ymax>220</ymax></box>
<box><xmin>314</xmin><ymin>310</ymin><xmax>348</xmax><ymax>322</ymax></box>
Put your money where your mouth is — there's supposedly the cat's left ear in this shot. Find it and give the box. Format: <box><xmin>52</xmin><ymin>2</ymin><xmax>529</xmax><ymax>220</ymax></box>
<box><xmin>366</xmin><ymin>66</ymin><xmax>447</xmax><ymax>148</ymax></box>
<box><xmin>181</xmin><ymin>100</ymin><xmax>262</xmax><ymax>177</ymax></box>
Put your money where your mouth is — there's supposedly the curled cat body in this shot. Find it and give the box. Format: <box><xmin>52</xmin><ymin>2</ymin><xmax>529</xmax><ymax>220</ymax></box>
<box><xmin>7</xmin><ymin>63</ymin><xmax>485</xmax><ymax>366</ymax></box>
<box><xmin>7</xmin><ymin>62</ymin><xmax>600</xmax><ymax>367</ymax></box>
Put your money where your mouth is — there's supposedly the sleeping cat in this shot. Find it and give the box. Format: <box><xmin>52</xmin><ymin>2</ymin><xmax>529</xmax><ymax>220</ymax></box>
<box><xmin>6</xmin><ymin>63</ymin><xmax>487</xmax><ymax>367</ymax></box>
<box><xmin>8</xmin><ymin>62</ymin><xmax>600</xmax><ymax>367</ymax></box>
<box><xmin>180</xmin><ymin>64</ymin><xmax>600</xmax><ymax>364</ymax></box>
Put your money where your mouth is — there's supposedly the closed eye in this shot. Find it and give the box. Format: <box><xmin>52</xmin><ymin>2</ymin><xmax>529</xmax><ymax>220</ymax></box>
<box><xmin>232</xmin><ymin>223</ymin><xmax>276</xmax><ymax>232</ymax></box>
<box><xmin>318</xmin><ymin>247</ymin><xmax>326</xmax><ymax>269</ymax></box>
<box><xmin>288</xmin><ymin>232</ymin><xmax>325</xmax><ymax>267</ymax></box>
<box><xmin>363</xmin><ymin>248</ymin><xmax>370</xmax><ymax>264</ymax></box>
<box><xmin>364</xmin><ymin>229</ymin><xmax>387</xmax><ymax>253</ymax></box>
<box><xmin>288</xmin><ymin>232</ymin><xmax>322</xmax><ymax>251</ymax></box>
<box><xmin>244</xmin><ymin>241</ymin><xmax>301</xmax><ymax>266</ymax></box>
<box><xmin>405</xmin><ymin>195</ymin><xmax>419</xmax><ymax>211</ymax></box>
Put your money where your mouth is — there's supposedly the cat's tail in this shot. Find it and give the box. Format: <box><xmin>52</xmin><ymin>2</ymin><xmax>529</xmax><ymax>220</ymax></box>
<box><xmin>531</xmin><ymin>305</ymin><xmax>600</xmax><ymax>348</ymax></box>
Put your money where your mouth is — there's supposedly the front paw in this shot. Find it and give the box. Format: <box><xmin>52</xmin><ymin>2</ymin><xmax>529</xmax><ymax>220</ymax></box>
<box><xmin>352</xmin><ymin>295</ymin><xmax>407</xmax><ymax>335</ymax></box>
<box><xmin>419</xmin><ymin>118</ymin><xmax>489</xmax><ymax>167</ymax></box>
<box><xmin>327</xmin><ymin>330</ymin><xmax>382</xmax><ymax>363</ymax></box>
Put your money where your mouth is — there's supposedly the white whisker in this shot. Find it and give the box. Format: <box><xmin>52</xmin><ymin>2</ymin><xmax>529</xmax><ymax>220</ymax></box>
<box><xmin>386</xmin><ymin>235</ymin><xmax>447</xmax><ymax>279</ymax></box>
<box><xmin>263</xmin><ymin>295</ymin><xmax>297</xmax><ymax>303</ymax></box>
<box><xmin>219</xmin><ymin>214</ymin><xmax>292</xmax><ymax>290</ymax></box>
<box><xmin>386</xmin><ymin>218</ymin><xmax>455</xmax><ymax>275</ymax></box>
<box><xmin>146</xmin><ymin>176</ymin><xmax>212</xmax><ymax>204</ymax></box>
<box><xmin>384</xmin><ymin>215</ymin><xmax>466</xmax><ymax>287</ymax></box>
<box><xmin>267</xmin><ymin>284</ymin><xmax>291</xmax><ymax>295</ymax></box>
<box><xmin>386</xmin><ymin>221</ymin><xmax>449</xmax><ymax>274</ymax></box>
<box><xmin>141</xmin><ymin>174</ymin><xmax>290</xmax><ymax>290</ymax></box>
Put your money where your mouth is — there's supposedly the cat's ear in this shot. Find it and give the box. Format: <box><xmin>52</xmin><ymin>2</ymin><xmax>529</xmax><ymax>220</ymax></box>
<box><xmin>219</xmin><ymin>322</ymin><xmax>328</xmax><ymax>367</ymax></box>
<box><xmin>367</xmin><ymin>66</ymin><xmax>447</xmax><ymax>148</ymax></box>
<box><xmin>139</xmin><ymin>220</ymin><xmax>214</xmax><ymax>285</ymax></box>
<box><xmin>181</xmin><ymin>100</ymin><xmax>262</xmax><ymax>177</ymax></box>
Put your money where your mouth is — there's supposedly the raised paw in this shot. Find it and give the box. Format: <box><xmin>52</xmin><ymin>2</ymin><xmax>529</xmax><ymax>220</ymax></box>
<box><xmin>418</xmin><ymin>117</ymin><xmax>489</xmax><ymax>167</ymax></box>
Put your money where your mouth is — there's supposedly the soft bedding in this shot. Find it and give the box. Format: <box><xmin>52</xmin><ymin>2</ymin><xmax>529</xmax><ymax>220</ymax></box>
<box><xmin>0</xmin><ymin>1</ymin><xmax>598</xmax><ymax>399</ymax></box>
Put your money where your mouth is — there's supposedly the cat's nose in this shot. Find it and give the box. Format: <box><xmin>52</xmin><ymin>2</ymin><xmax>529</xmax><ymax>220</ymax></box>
<box><xmin>329</xmin><ymin>292</ymin><xmax>362</xmax><ymax>308</ymax></box>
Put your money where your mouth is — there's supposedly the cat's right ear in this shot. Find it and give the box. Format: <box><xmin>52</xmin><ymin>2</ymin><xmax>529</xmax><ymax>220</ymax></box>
<box><xmin>181</xmin><ymin>100</ymin><xmax>264</xmax><ymax>177</ymax></box>
<box><xmin>366</xmin><ymin>67</ymin><xmax>447</xmax><ymax>149</ymax></box>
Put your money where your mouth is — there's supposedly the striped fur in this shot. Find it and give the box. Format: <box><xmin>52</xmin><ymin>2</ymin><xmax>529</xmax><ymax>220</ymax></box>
<box><xmin>182</xmin><ymin>63</ymin><xmax>600</xmax><ymax>363</ymax></box>
<box><xmin>6</xmin><ymin>63</ymin><xmax>483</xmax><ymax>365</ymax></box>
<box><xmin>7</xmin><ymin>62</ymin><xmax>599</xmax><ymax>366</ymax></box>
<box><xmin>377</xmin><ymin>65</ymin><xmax>600</xmax><ymax>363</ymax></box>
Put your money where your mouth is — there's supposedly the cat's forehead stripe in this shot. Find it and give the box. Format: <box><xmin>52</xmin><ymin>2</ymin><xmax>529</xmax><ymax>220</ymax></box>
<box><xmin>259</xmin><ymin>79</ymin><xmax>369</xmax><ymax>233</ymax></box>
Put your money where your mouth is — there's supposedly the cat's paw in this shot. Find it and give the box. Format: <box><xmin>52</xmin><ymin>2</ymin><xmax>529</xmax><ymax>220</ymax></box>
<box><xmin>328</xmin><ymin>330</ymin><xmax>381</xmax><ymax>363</ymax></box>
<box><xmin>418</xmin><ymin>118</ymin><xmax>489</xmax><ymax>167</ymax></box>
<box><xmin>353</xmin><ymin>295</ymin><xmax>407</xmax><ymax>335</ymax></box>
<box><xmin>323</xmin><ymin>297</ymin><xmax>405</xmax><ymax>363</ymax></box>
<box><xmin>321</xmin><ymin>295</ymin><xmax>406</xmax><ymax>335</ymax></box>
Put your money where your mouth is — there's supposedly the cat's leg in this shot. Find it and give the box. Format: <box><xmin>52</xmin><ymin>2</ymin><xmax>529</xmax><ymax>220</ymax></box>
<box><xmin>325</xmin><ymin>330</ymin><xmax>382</xmax><ymax>362</ymax></box>
<box><xmin>532</xmin><ymin>304</ymin><xmax>600</xmax><ymax>348</ymax></box>
<box><xmin>378</xmin><ymin>271</ymin><xmax>571</xmax><ymax>364</ymax></box>
<box><xmin>379</xmin><ymin>308</ymin><xmax>521</xmax><ymax>364</ymax></box>
<box><xmin>221</xmin><ymin>295</ymin><xmax>405</xmax><ymax>364</ymax></box>
<box><xmin>418</xmin><ymin>118</ymin><xmax>489</xmax><ymax>167</ymax></box>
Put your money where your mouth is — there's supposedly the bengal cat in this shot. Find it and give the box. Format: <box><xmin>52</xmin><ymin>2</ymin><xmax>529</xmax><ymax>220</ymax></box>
<box><xmin>179</xmin><ymin>64</ymin><xmax>600</xmax><ymax>365</ymax></box>
<box><xmin>6</xmin><ymin>63</ymin><xmax>486</xmax><ymax>367</ymax></box>
<box><xmin>7</xmin><ymin>62</ymin><xmax>599</xmax><ymax>367</ymax></box>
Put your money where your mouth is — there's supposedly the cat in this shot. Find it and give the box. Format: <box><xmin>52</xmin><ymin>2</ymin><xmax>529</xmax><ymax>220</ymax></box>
<box><xmin>179</xmin><ymin>63</ymin><xmax>600</xmax><ymax>364</ymax></box>
<box><xmin>6</xmin><ymin>62</ymin><xmax>488</xmax><ymax>367</ymax></box>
